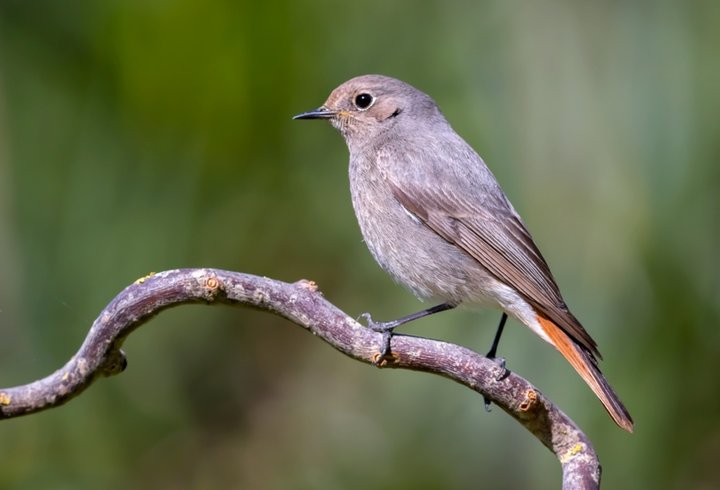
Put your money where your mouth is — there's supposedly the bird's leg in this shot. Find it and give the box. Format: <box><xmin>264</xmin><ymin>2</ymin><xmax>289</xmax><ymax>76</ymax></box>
<box><xmin>484</xmin><ymin>313</ymin><xmax>509</xmax><ymax>411</ymax></box>
<box><xmin>486</xmin><ymin>312</ymin><xmax>508</xmax><ymax>360</ymax></box>
<box><xmin>360</xmin><ymin>302</ymin><xmax>456</xmax><ymax>362</ymax></box>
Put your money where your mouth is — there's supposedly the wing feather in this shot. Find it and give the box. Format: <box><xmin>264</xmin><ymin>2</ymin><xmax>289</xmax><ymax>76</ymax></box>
<box><xmin>391</xmin><ymin>183</ymin><xmax>601</xmax><ymax>358</ymax></box>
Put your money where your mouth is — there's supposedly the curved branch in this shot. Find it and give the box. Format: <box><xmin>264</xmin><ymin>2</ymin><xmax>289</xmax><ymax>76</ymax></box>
<box><xmin>0</xmin><ymin>268</ymin><xmax>600</xmax><ymax>489</ymax></box>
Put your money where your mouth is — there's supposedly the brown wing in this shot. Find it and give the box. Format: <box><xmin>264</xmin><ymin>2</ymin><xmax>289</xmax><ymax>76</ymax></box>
<box><xmin>391</xmin><ymin>183</ymin><xmax>601</xmax><ymax>359</ymax></box>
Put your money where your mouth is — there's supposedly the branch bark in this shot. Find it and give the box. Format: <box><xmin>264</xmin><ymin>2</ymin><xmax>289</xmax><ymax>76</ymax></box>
<box><xmin>0</xmin><ymin>268</ymin><xmax>601</xmax><ymax>489</ymax></box>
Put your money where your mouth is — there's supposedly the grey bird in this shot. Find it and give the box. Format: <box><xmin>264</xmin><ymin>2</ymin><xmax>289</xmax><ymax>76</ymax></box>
<box><xmin>294</xmin><ymin>74</ymin><xmax>633</xmax><ymax>432</ymax></box>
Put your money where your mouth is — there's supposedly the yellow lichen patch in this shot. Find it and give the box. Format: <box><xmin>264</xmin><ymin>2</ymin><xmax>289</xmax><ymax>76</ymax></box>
<box><xmin>372</xmin><ymin>351</ymin><xmax>399</xmax><ymax>367</ymax></box>
<box><xmin>560</xmin><ymin>443</ymin><xmax>585</xmax><ymax>463</ymax></box>
<box><xmin>205</xmin><ymin>276</ymin><xmax>220</xmax><ymax>290</ymax></box>
<box><xmin>134</xmin><ymin>272</ymin><xmax>156</xmax><ymax>285</ymax></box>
<box><xmin>519</xmin><ymin>389</ymin><xmax>538</xmax><ymax>412</ymax></box>
<box><xmin>295</xmin><ymin>279</ymin><xmax>319</xmax><ymax>291</ymax></box>
<box><xmin>0</xmin><ymin>392</ymin><xmax>11</xmax><ymax>405</ymax></box>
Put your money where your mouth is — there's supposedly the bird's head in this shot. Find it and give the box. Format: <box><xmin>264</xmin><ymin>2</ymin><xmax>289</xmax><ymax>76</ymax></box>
<box><xmin>294</xmin><ymin>74</ymin><xmax>442</xmax><ymax>150</ymax></box>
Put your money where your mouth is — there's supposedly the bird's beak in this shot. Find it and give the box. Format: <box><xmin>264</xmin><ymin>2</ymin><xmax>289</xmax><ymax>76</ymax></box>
<box><xmin>293</xmin><ymin>106</ymin><xmax>337</xmax><ymax>120</ymax></box>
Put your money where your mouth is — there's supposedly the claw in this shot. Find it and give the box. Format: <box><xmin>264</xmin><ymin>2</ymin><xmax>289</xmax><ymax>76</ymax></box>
<box><xmin>492</xmin><ymin>356</ymin><xmax>506</xmax><ymax>375</ymax></box>
<box><xmin>359</xmin><ymin>312</ymin><xmax>396</xmax><ymax>363</ymax></box>
<box><xmin>483</xmin><ymin>396</ymin><xmax>493</xmax><ymax>412</ymax></box>
<box><xmin>483</xmin><ymin>356</ymin><xmax>510</xmax><ymax>411</ymax></box>
<box><xmin>359</xmin><ymin>312</ymin><xmax>397</xmax><ymax>333</ymax></box>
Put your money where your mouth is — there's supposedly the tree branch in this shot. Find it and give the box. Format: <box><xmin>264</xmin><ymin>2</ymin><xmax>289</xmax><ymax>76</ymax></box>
<box><xmin>0</xmin><ymin>268</ymin><xmax>601</xmax><ymax>489</ymax></box>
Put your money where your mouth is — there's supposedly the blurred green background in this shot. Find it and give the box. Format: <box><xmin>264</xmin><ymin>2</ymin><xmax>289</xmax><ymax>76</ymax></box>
<box><xmin>0</xmin><ymin>1</ymin><xmax>718</xmax><ymax>488</ymax></box>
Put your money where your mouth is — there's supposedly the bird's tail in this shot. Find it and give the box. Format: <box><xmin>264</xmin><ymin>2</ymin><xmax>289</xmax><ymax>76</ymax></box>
<box><xmin>536</xmin><ymin>314</ymin><xmax>634</xmax><ymax>433</ymax></box>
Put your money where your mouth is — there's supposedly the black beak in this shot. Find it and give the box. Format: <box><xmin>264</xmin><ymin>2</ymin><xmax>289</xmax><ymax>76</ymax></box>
<box><xmin>293</xmin><ymin>107</ymin><xmax>336</xmax><ymax>120</ymax></box>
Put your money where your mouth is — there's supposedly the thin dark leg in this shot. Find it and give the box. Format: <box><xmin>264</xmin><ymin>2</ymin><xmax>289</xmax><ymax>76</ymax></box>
<box><xmin>486</xmin><ymin>313</ymin><xmax>508</xmax><ymax>359</ymax></box>
<box><xmin>484</xmin><ymin>313</ymin><xmax>509</xmax><ymax>411</ymax></box>
<box><xmin>361</xmin><ymin>302</ymin><xmax>456</xmax><ymax>332</ymax></box>
<box><xmin>360</xmin><ymin>302</ymin><xmax>456</xmax><ymax>361</ymax></box>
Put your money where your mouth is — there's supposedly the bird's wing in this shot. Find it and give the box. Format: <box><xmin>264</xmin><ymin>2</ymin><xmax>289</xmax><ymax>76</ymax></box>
<box><xmin>388</xmin><ymin>177</ymin><xmax>601</xmax><ymax>359</ymax></box>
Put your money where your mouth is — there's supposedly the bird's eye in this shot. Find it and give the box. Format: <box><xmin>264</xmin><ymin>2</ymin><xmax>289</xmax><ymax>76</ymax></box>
<box><xmin>354</xmin><ymin>93</ymin><xmax>374</xmax><ymax>110</ymax></box>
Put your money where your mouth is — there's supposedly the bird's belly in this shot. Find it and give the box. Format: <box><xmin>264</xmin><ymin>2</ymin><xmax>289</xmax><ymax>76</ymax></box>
<box><xmin>358</xmin><ymin>205</ymin><xmax>542</xmax><ymax>334</ymax></box>
<box><xmin>352</xmin><ymin>187</ymin><xmax>500</xmax><ymax>306</ymax></box>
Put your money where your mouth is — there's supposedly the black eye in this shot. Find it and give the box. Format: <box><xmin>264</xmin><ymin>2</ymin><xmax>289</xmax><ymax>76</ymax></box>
<box><xmin>354</xmin><ymin>93</ymin><xmax>374</xmax><ymax>109</ymax></box>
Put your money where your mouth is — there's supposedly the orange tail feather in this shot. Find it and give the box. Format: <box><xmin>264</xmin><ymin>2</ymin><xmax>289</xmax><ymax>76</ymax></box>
<box><xmin>537</xmin><ymin>315</ymin><xmax>634</xmax><ymax>433</ymax></box>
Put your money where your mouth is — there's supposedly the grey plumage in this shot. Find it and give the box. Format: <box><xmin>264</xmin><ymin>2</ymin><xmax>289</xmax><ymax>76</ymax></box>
<box><xmin>294</xmin><ymin>74</ymin><xmax>633</xmax><ymax>432</ymax></box>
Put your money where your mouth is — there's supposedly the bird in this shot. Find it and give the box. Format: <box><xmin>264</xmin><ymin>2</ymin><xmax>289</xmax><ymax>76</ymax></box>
<box><xmin>294</xmin><ymin>74</ymin><xmax>633</xmax><ymax>432</ymax></box>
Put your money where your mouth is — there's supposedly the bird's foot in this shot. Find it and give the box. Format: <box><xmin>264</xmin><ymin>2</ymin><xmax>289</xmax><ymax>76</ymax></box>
<box><xmin>487</xmin><ymin>355</ymin><xmax>506</xmax><ymax>373</ymax></box>
<box><xmin>359</xmin><ymin>313</ymin><xmax>397</xmax><ymax>365</ymax></box>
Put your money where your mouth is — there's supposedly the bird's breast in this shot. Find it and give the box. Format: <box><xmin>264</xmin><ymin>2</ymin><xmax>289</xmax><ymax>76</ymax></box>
<box><xmin>348</xmin><ymin>155</ymin><xmax>496</xmax><ymax>304</ymax></box>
